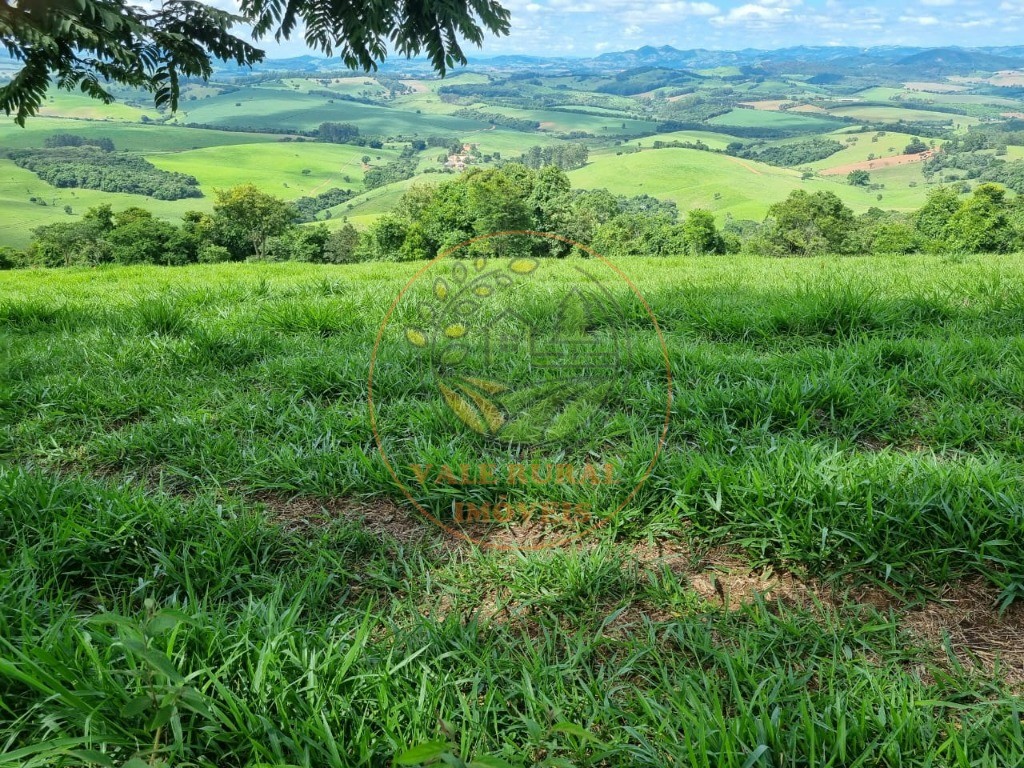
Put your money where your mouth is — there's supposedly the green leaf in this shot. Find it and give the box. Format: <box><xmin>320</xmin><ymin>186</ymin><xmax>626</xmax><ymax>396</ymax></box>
<box><xmin>68</xmin><ymin>751</ymin><xmax>116</xmax><ymax>768</ymax></box>
<box><xmin>549</xmin><ymin>722</ymin><xmax>600</xmax><ymax>743</ymax></box>
<box><xmin>121</xmin><ymin>695</ymin><xmax>152</xmax><ymax>718</ymax></box>
<box><xmin>742</xmin><ymin>745</ymin><xmax>771</xmax><ymax>768</ymax></box>
<box><xmin>469</xmin><ymin>757</ymin><xmax>516</xmax><ymax>768</ymax></box>
<box><xmin>394</xmin><ymin>740</ymin><xmax>450</xmax><ymax>765</ymax></box>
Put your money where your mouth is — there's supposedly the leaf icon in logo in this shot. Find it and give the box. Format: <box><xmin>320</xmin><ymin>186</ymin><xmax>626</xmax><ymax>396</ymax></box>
<box><xmin>433</xmin><ymin>278</ymin><xmax>450</xmax><ymax>301</ymax></box>
<box><xmin>509</xmin><ymin>258</ymin><xmax>538</xmax><ymax>276</ymax></box>
<box><xmin>438</xmin><ymin>376</ymin><xmax>508</xmax><ymax>434</ymax></box>
<box><xmin>405</xmin><ymin>327</ymin><xmax>429</xmax><ymax>348</ymax></box>
<box><xmin>461</xmin><ymin>376</ymin><xmax>507</xmax><ymax>395</ymax></box>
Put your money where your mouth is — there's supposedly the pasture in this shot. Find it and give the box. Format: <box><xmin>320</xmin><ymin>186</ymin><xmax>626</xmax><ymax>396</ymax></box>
<box><xmin>170</xmin><ymin>88</ymin><xmax>490</xmax><ymax>134</ymax></box>
<box><xmin>568</xmin><ymin>147</ymin><xmax>933</xmax><ymax>218</ymax></box>
<box><xmin>708</xmin><ymin>108</ymin><xmax>842</xmax><ymax>132</ymax></box>
<box><xmin>147</xmin><ymin>142</ymin><xmax>398</xmax><ymax>198</ymax></box>
<box><xmin>0</xmin><ymin>118</ymin><xmax>285</xmax><ymax>153</ymax></box>
<box><xmin>2</xmin><ymin>255</ymin><xmax>1023</xmax><ymax>766</ymax></box>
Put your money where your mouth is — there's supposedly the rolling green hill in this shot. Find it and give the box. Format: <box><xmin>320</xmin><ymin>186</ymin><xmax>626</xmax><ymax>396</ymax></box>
<box><xmin>568</xmin><ymin>147</ymin><xmax>932</xmax><ymax>219</ymax></box>
<box><xmin>171</xmin><ymin>88</ymin><xmax>490</xmax><ymax>134</ymax></box>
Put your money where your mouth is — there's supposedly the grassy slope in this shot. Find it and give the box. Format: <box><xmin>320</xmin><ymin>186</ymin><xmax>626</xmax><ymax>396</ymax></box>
<box><xmin>0</xmin><ymin>140</ymin><xmax>400</xmax><ymax>247</ymax></box>
<box><xmin>0</xmin><ymin>117</ymin><xmax>285</xmax><ymax>152</ymax></box>
<box><xmin>2</xmin><ymin>256</ymin><xmax>1024</xmax><ymax>766</ymax></box>
<box><xmin>620</xmin><ymin>130</ymin><xmax>737</xmax><ymax>151</ymax></box>
<box><xmin>0</xmin><ymin>161</ymin><xmax>206</xmax><ymax>248</ymax></box>
<box><xmin>146</xmin><ymin>142</ymin><xmax>398</xmax><ymax>198</ymax></box>
<box><xmin>804</xmin><ymin>130</ymin><xmax>938</xmax><ymax>171</ymax></box>
<box><xmin>708</xmin><ymin>108</ymin><xmax>842</xmax><ymax>131</ymax></box>
<box><xmin>569</xmin><ymin>148</ymin><xmax>933</xmax><ymax>219</ymax></box>
<box><xmin>172</xmin><ymin>88</ymin><xmax>491</xmax><ymax>134</ymax></box>
<box><xmin>827</xmin><ymin>104</ymin><xmax>981</xmax><ymax>128</ymax></box>
<box><xmin>34</xmin><ymin>90</ymin><xmax>161</xmax><ymax>122</ymax></box>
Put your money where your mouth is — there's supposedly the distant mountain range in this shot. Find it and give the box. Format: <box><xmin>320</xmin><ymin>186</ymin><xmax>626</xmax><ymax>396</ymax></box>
<box><xmin>219</xmin><ymin>44</ymin><xmax>1024</xmax><ymax>78</ymax></box>
<box><xmin>7</xmin><ymin>44</ymin><xmax>1024</xmax><ymax>78</ymax></box>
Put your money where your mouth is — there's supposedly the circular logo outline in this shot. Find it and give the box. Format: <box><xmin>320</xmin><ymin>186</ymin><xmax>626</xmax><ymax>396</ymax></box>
<box><xmin>367</xmin><ymin>230</ymin><xmax>673</xmax><ymax>551</ymax></box>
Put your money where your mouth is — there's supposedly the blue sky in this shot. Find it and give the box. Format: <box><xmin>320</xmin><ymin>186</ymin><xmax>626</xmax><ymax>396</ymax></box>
<box><xmin>226</xmin><ymin>0</ymin><xmax>1016</xmax><ymax>58</ymax></box>
<box><xmin>479</xmin><ymin>0</ymin><xmax>1014</xmax><ymax>56</ymax></box>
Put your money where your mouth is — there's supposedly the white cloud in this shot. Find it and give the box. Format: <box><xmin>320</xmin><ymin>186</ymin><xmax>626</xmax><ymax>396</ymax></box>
<box><xmin>710</xmin><ymin>0</ymin><xmax>801</xmax><ymax>26</ymax></box>
<box><xmin>899</xmin><ymin>14</ymin><xmax>940</xmax><ymax>24</ymax></box>
<box><xmin>651</xmin><ymin>1</ymin><xmax>720</xmax><ymax>16</ymax></box>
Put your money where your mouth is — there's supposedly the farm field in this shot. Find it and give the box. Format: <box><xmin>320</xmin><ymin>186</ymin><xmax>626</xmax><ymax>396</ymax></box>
<box><xmin>0</xmin><ymin>161</ymin><xmax>207</xmax><ymax>248</ymax></box>
<box><xmin>707</xmin><ymin>108</ymin><xmax>843</xmax><ymax>131</ymax></box>
<box><xmin>569</xmin><ymin>147</ymin><xmax>933</xmax><ymax>217</ymax></box>
<box><xmin>170</xmin><ymin>88</ymin><xmax>491</xmax><ymax>134</ymax></box>
<box><xmin>7</xmin><ymin>50</ymin><xmax>1024</xmax><ymax>249</ymax></box>
<box><xmin>620</xmin><ymin>129</ymin><xmax>736</xmax><ymax>150</ymax></box>
<box><xmin>146</xmin><ymin>142</ymin><xmax>397</xmax><ymax>198</ymax></box>
<box><xmin>805</xmin><ymin>130</ymin><xmax>936</xmax><ymax>171</ymax></box>
<box><xmin>0</xmin><ymin>117</ymin><xmax>286</xmax><ymax>152</ymax></box>
<box><xmin>2</xmin><ymin>256</ymin><xmax>1024</xmax><ymax>766</ymax></box>
<box><xmin>827</xmin><ymin>104</ymin><xmax>980</xmax><ymax>127</ymax></box>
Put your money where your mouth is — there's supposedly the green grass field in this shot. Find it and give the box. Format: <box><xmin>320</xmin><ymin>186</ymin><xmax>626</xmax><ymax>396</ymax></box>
<box><xmin>708</xmin><ymin>108</ymin><xmax>842</xmax><ymax>132</ymax></box>
<box><xmin>170</xmin><ymin>88</ymin><xmax>491</xmax><ymax>134</ymax></box>
<box><xmin>620</xmin><ymin>130</ymin><xmax>737</xmax><ymax>151</ymax></box>
<box><xmin>569</xmin><ymin>148</ymin><xmax>932</xmax><ymax>219</ymax></box>
<box><xmin>481</xmin><ymin>105</ymin><xmax>656</xmax><ymax>135</ymax></box>
<box><xmin>2</xmin><ymin>255</ymin><xmax>1024</xmax><ymax>766</ymax></box>
<box><xmin>0</xmin><ymin>139</ymin><xmax>401</xmax><ymax>247</ymax></box>
<box><xmin>0</xmin><ymin>161</ymin><xmax>207</xmax><ymax>248</ymax></box>
<box><xmin>804</xmin><ymin>130</ymin><xmax>938</xmax><ymax>171</ymax></box>
<box><xmin>147</xmin><ymin>142</ymin><xmax>397</xmax><ymax>198</ymax></box>
<box><xmin>826</xmin><ymin>104</ymin><xmax>981</xmax><ymax>127</ymax></box>
<box><xmin>0</xmin><ymin>117</ymin><xmax>285</xmax><ymax>152</ymax></box>
<box><xmin>35</xmin><ymin>91</ymin><xmax>161</xmax><ymax>122</ymax></box>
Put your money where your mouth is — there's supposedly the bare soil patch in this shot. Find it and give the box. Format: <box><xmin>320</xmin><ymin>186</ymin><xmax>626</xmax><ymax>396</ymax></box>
<box><xmin>725</xmin><ymin>156</ymin><xmax>764</xmax><ymax>176</ymax></box>
<box><xmin>904</xmin><ymin>81</ymin><xmax>968</xmax><ymax>93</ymax></box>
<box><xmin>244</xmin><ymin>492</ymin><xmax>1024</xmax><ymax>686</ymax></box>
<box><xmin>399</xmin><ymin>79</ymin><xmax>428</xmax><ymax>93</ymax></box>
<box><xmin>789</xmin><ymin>104</ymin><xmax>829</xmax><ymax>114</ymax></box>
<box><xmin>820</xmin><ymin>150</ymin><xmax>934</xmax><ymax>176</ymax></box>
<box><xmin>739</xmin><ymin>100</ymin><xmax>794</xmax><ymax>111</ymax></box>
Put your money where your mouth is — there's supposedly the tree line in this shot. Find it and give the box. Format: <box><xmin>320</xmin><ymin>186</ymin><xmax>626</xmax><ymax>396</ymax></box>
<box><xmin>6</xmin><ymin>145</ymin><xmax>202</xmax><ymax>200</ymax></box>
<box><xmin>3</xmin><ymin>167</ymin><xmax>1024</xmax><ymax>270</ymax></box>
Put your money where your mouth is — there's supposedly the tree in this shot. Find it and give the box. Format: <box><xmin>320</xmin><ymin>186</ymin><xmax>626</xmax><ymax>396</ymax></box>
<box><xmin>759</xmin><ymin>190</ymin><xmax>856</xmax><ymax>256</ymax></box>
<box><xmin>28</xmin><ymin>219</ymin><xmax>109</xmax><ymax>267</ymax></box>
<box><xmin>905</xmin><ymin>137</ymin><xmax>929</xmax><ymax>155</ymax></box>
<box><xmin>1</xmin><ymin>0</ymin><xmax>510</xmax><ymax>125</ymax></box>
<box><xmin>946</xmin><ymin>184</ymin><xmax>1013</xmax><ymax>254</ymax></box>
<box><xmin>211</xmin><ymin>185</ymin><xmax>296</xmax><ymax>260</ymax></box>
<box><xmin>0</xmin><ymin>246</ymin><xmax>23</xmax><ymax>269</ymax></box>
<box><xmin>323</xmin><ymin>223</ymin><xmax>362</xmax><ymax>264</ymax></box>
<box><xmin>682</xmin><ymin>209</ymin><xmax>724</xmax><ymax>255</ymax></box>
<box><xmin>847</xmin><ymin>169</ymin><xmax>871</xmax><ymax>187</ymax></box>
<box><xmin>914</xmin><ymin>187</ymin><xmax>960</xmax><ymax>244</ymax></box>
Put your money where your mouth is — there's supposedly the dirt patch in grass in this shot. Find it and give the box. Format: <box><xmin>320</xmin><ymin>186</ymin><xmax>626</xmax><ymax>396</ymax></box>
<box><xmin>87</xmin><ymin>470</ymin><xmax>1024</xmax><ymax>686</ymax></box>
<box><xmin>739</xmin><ymin>100</ymin><xmax>795</xmax><ymax>111</ymax></box>
<box><xmin>820</xmin><ymin>151</ymin><xmax>934</xmax><ymax>176</ymax></box>
<box><xmin>789</xmin><ymin>104</ymin><xmax>830</xmax><ymax>114</ymax></box>
<box><xmin>257</xmin><ymin>493</ymin><xmax>442</xmax><ymax>548</ymax></box>
<box><xmin>905</xmin><ymin>81</ymin><xmax>968</xmax><ymax>94</ymax></box>
<box><xmin>898</xmin><ymin>580</ymin><xmax>1024</xmax><ymax>688</ymax></box>
<box><xmin>626</xmin><ymin>537</ymin><xmax>1024</xmax><ymax>685</ymax></box>
<box><xmin>399</xmin><ymin>79</ymin><xmax>428</xmax><ymax>93</ymax></box>
<box><xmin>725</xmin><ymin>156</ymin><xmax>764</xmax><ymax>176</ymax></box>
